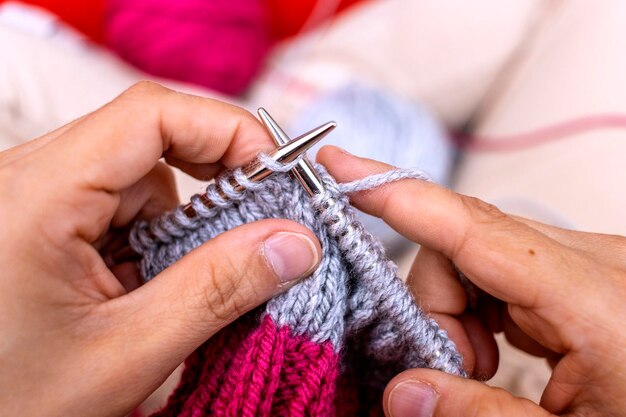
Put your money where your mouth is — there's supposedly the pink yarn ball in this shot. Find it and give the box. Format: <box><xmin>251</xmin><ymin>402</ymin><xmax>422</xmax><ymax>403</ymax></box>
<box><xmin>105</xmin><ymin>0</ymin><xmax>272</xmax><ymax>95</ymax></box>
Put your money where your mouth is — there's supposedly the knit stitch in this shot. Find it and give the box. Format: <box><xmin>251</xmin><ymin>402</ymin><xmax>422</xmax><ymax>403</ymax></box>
<box><xmin>130</xmin><ymin>158</ymin><xmax>465</xmax><ymax>416</ymax></box>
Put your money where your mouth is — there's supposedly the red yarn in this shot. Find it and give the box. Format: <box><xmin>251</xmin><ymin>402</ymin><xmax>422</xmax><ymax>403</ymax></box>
<box><xmin>152</xmin><ymin>315</ymin><xmax>340</xmax><ymax>417</ymax></box>
<box><xmin>105</xmin><ymin>0</ymin><xmax>272</xmax><ymax>95</ymax></box>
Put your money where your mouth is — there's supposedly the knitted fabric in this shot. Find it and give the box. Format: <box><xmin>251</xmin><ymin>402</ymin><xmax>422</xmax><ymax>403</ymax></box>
<box><xmin>130</xmin><ymin>158</ymin><xmax>465</xmax><ymax>416</ymax></box>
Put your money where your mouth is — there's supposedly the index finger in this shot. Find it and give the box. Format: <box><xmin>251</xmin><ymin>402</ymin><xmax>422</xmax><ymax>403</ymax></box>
<box><xmin>317</xmin><ymin>146</ymin><xmax>585</xmax><ymax>310</ymax></box>
<box><xmin>45</xmin><ymin>81</ymin><xmax>272</xmax><ymax>192</ymax></box>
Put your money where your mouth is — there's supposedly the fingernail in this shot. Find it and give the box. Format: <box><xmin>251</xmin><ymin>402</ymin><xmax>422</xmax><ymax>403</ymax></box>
<box><xmin>389</xmin><ymin>381</ymin><xmax>438</xmax><ymax>417</ymax></box>
<box><xmin>263</xmin><ymin>232</ymin><xmax>319</xmax><ymax>283</ymax></box>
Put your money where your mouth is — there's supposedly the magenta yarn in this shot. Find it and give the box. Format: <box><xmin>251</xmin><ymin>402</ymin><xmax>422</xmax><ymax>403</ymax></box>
<box><xmin>150</xmin><ymin>316</ymin><xmax>341</xmax><ymax>417</ymax></box>
<box><xmin>105</xmin><ymin>0</ymin><xmax>272</xmax><ymax>95</ymax></box>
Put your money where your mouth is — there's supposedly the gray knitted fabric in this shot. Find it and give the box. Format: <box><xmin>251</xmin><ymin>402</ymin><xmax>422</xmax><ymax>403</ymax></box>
<box><xmin>130</xmin><ymin>156</ymin><xmax>465</xmax><ymax>401</ymax></box>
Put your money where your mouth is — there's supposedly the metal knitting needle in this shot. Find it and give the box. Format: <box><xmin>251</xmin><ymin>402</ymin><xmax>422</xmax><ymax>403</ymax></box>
<box><xmin>258</xmin><ymin>109</ymin><xmax>354</xmax><ymax>235</ymax></box>
<box><xmin>258</xmin><ymin>108</ymin><xmax>331</xmax><ymax>196</ymax></box>
<box><xmin>182</xmin><ymin>118</ymin><xmax>336</xmax><ymax>217</ymax></box>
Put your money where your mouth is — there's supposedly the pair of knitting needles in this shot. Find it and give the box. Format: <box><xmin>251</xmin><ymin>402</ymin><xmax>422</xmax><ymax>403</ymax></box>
<box><xmin>256</xmin><ymin>108</ymin><xmax>329</xmax><ymax>197</ymax></box>
<box><xmin>181</xmin><ymin>108</ymin><xmax>334</xmax><ymax>218</ymax></box>
<box><xmin>111</xmin><ymin>109</ymin><xmax>334</xmax><ymax>263</ymax></box>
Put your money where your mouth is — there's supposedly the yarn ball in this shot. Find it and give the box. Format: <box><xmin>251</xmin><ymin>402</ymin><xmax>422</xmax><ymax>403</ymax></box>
<box><xmin>291</xmin><ymin>84</ymin><xmax>455</xmax><ymax>249</ymax></box>
<box><xmin>105</xmin><ymin>0</ymin><xmax>272</xmax><ymax>95</ymax></box>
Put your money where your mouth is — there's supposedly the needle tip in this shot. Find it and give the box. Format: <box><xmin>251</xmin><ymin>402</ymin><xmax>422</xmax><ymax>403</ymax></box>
<box><xmin>258</xmin><ymin>107</ymin><xmax>291</xmax><ymax>145</ymax></box>
<box><xmin>274</xmin><ymin>121</ymin><xmax>336</xmax><ymax>164</ymax></box>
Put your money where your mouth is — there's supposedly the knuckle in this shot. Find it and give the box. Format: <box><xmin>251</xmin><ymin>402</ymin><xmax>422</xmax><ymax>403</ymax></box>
<box><xmin>452</xmin><ymin>195</ymin><xmax>511</xmax><ymax>257</ymax></box>
<box><xmin>113</xmin><ymin>81</ymin><xmax>173</xmax><ymax>138</ymax></box>
<box><xmin>196</xmin><ymin>256</ymin><xmax>253</xmax><ymax>323</ymax></box>
<box><xmin>460</xmin><ymin>195</ymin><xmax>507</xmax><ymax>225</ymax></box>
<box><xmin>117</xmin><ymin>81</ymin><xmax>171</xmax><ymax>111</ymax></box>
<box><xmin>153</xmin><ymin>162</ymin><xmax>176</xmax><ymax>189</ymax></box>
<box><xmin>125</xmin><ymin>80</ymin><xmax>167</xmax><ymax>97</ymax></box>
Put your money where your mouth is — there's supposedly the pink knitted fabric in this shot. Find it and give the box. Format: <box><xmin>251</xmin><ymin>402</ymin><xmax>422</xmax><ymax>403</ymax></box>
<box><xmin>105</xmin><ymin>0</ymin><xmax>271</xmax><ymax>95</ymax></box>
<box><xmin>152</xmin><ymin>316</ymin><xmax>341</xmax><ymax>417</ymax></box>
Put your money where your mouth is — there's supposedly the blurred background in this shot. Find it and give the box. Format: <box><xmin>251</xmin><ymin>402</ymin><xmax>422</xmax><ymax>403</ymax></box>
<box><xmin>1</xmin><ymin>0</ymin><xmax>625</xmax><ymax>412</ymax></box>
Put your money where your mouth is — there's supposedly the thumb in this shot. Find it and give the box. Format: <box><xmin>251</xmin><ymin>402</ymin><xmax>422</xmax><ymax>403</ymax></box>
<box><xmin>384</xmin><ymin>369</ymin><xmax>553</xmax><ymax>417</ymax></box>
<box><xmin>110</xmin><ymin>219</ymin><xmax>320</xmax><ymax>367</ymax></box>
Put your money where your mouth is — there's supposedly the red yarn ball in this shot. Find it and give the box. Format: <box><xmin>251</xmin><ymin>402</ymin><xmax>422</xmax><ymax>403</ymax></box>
<box><xmin>105</xmin><ymin>0</ymin><xmax>272</xmax><ymax>95</ymax></box>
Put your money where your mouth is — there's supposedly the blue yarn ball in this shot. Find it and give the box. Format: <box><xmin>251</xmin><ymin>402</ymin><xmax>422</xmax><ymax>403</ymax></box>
<box><xmin>291</xmin><ymin>84</ymin><xmax>455</xmax><ymax>250</ymax></box>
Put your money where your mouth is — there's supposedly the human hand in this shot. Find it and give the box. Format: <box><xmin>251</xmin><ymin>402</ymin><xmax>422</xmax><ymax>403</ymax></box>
<box><xmin>0</xmin><ymin>82</ymin><xmax>321</xmax><ymax>417</ymax></box>
<box><xmin>318</xmin><ymin>146</ymin><xmax>626</xmax><ymax>417</ymax></box>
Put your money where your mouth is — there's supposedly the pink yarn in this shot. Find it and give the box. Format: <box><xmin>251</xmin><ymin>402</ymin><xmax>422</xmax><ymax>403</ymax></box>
<box><xmin>152</xmin><ymin>316</ymin><xmax>341</xmax><ymax>417</ymax></box>
<box><xmin>105</xmin><ymin>0</ymin><xmax>271</xmax><ymax>95</ymax></box>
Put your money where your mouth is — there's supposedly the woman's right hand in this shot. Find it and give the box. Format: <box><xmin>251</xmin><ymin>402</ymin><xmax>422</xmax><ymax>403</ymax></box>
<box><xmin>319</xmin><ymin>146</ymin><xmax>626</xmax><ymax>417</ymax></box>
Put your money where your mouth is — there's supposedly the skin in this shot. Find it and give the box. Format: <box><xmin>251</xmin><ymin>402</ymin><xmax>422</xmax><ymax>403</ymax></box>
<box><xmin>317</xmin><ymin>146</ymin><xmax>626</xmax><ymax>417</ymax></box>
<box><xmin>0</xmin><ymin>82</ymin><xmax>322</xmax><ymax>417</ymax></box>
<box><xmin>1</xmin><ymin>82</ymin><xmax>624</xmax><ymax>416</ymax></box>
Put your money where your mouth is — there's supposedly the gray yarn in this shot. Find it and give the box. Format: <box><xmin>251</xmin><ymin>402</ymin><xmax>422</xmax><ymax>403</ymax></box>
<box><xmin>130</xmin><ymin>157</ymin><xmax>465</xmax><ymax>378</ymax></box>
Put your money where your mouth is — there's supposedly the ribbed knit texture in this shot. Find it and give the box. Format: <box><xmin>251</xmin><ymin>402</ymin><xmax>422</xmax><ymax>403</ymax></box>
<box><xmin>130</xmin><ymin>159</ymin><xmax>465</xmax><ymax>416</ymax></box>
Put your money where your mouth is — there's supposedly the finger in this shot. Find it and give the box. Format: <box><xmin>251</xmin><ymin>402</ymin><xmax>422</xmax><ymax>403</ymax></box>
<box><xmin>111</xmin><ymin>162</ymin><xmax>179</xmax><ymax>227</ymax></box>
<box><xmin>42</xmin><ymin>81</ymin><xmax>273</xmax><ymax>193</ymax></box>
<box><xmin>501</xmin><ymin>307</ymin><xmax>558</xmax><ymax>359</ymax></box>
<box><xmin>23</xmin><ymin>82</ymin><xmax>272</xmax><ymax>243</ymax></box>
<box><xmin>0</xmin><ymin>116</ymin><xmax>81</xmax><ymax>167</ymax></box>
<box><xmin>109</xmin><ymin>262</ymin><xmax>141</xmax><ymax>292</ymax></box>
<box><xmin>408</xmin><ymin>248</ymin><xmax>475</xmax><ymax>374</ymax></box>
<box><xmin>99</xmin><ymin>230</ymin><xmax>144</xmax><ymax>293</ymax></box>
<box><xmin>103</xmin><ymin>219</ymin><xmax>321</xmax><ymax>373</ymax></box>
<box><xmin>476</xmin><ymin>296</ymin><xmax>504</xmax><ymax>334</ymax></box>
<box><xmin>96</xmin><ymin>162</ymin><xmax>178</xmax><ymax>288</ymax></box>
<box><xmin>164</xmin><ymin>155</ymin><xmax>222</xmax><ymax>180</ymax></box>
<box><xmin>513</xmin><ymin>215</ymin><xmax>626</xmax><ymax>268</ymax></box>
<box><xmin>424</xmin><ymin>313</ymin><xmax>498</xmax><ymax>380</ymax></box>
<box><xmin>384</xmin><ymin>369</ymin><xmax>554</xmax><ymax>417</ymax></box>
<box><xmin>318</xmin><ymin>146</ymin><xmax>583</xmax><ymax>311</ymax></box>
<box><xmin>408</xmin><ymin>247</ymin><xmax>467</xmax><ymax>315</ymax></box>
<box><xmin>98</xmin><ymin>163</ymin><xmax>179</xmax><ymax>292</ymax></box>
<box><xmin>409</xmin><ymin>248</ymin><xmax>498</xmax><ymax>378</ymax></box>
<box><xmin>458</xmin><ymin>313</ymin><xmax>499</xmax><ymax>380</ymax></box>
<box><xmin>429</xmin><ymin>313</ymin><xmax>476</xmax><ymax>375</ymax></box>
